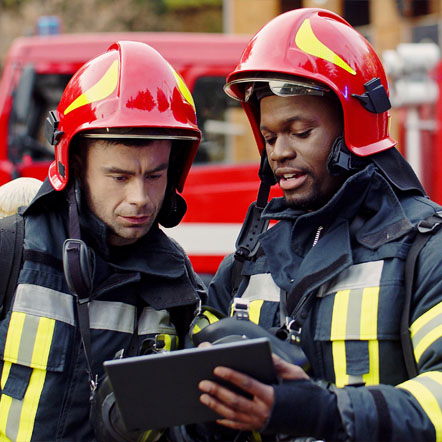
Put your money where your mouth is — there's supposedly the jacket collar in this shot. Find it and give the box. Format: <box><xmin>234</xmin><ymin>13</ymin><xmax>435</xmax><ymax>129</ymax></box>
<box><xmin>23</xmin><ymin>178</ymin><xmax>187</xmax><ymax>279</ymax></box>
<box><xmin>261</xmin><ymin>163</ymin><xmax>414</xmax><ymax>248</ymax></box>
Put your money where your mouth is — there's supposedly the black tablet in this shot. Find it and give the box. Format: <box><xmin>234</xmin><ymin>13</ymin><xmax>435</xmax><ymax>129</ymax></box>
<box><xmin>103</xmin><ymin>337</ymin><xmax>277</xmax><ymax>431</ymax></box>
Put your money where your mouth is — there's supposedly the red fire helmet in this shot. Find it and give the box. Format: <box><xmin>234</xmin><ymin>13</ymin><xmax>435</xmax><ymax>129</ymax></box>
<box><xmin>46</xmin><ymin>40</ymin><xmax>201</xmax><ymax>191</ymax></box>
<box><xmin>224</xmin><ymin>8</ymin><xmax>397</xmax><ymax>157</ymax></box>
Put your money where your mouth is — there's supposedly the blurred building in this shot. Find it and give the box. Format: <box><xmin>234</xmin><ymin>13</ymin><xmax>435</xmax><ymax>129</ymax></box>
<box><xmin>224</xmin><ymin>0</ymin><xmax>442</xmax><ymax>50</ymax></box>
<box><xmin>223</xmin><ymin>0</ymin><xmax>442</xmax><ymax>202</ymax></box>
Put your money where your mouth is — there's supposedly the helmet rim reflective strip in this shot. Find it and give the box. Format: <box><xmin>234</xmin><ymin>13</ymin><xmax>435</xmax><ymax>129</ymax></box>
<box><xmin>79</xmin><ymin>133</ymin><xmax>199</xmax><ymax>140</ymax></box>
<box><xmin>224</xmin><ymin>78</ymin><xmax>330</xmax><ymax>102</ymax></box>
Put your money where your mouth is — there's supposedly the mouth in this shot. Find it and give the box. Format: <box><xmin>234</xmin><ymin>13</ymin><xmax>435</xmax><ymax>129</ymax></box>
<box><xmin>120</xmin><ymin>215</ymin><xmax>151</xmax><ymax>225</ymax></box>
<box><xmin>276</xmin><ymin>169</ymin><xmax>308</xmax><ymax>191</ymax></box>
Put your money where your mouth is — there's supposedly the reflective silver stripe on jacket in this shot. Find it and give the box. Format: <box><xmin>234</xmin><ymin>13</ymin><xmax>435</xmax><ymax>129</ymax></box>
<box><xmin>241</xmin><ymin>273</ymin><xmax>280</xmax><ymax>302</ymax></box>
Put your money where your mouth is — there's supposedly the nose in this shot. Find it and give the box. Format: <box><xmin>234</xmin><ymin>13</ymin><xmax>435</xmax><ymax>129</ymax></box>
<box><xmin>268</xmin><ymin>134</ymin><xmax>296</xmax><ymax>163</ymax></box>
<box><xmin>127</xmin><ymin>178</ymin><xmax>150</xmax><ymax>208</ymax></box>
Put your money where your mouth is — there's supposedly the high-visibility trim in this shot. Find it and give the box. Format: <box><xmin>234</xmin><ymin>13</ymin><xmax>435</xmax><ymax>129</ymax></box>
<box><xmin>0</xmin><ymin>364</ymin><xmax>13</xmax><ymax>441</ymax></box>
<box><xmin>3</xmin><ymin>312</ymin><xmax>26</xmax><ymax>364</ymax></box>
<box><xmin>249</xmin><ymin>300</ymin><xmax>264</xmax><ymax>325</ymax></box>
<box><xmin>410</xmin><ymin>302</ymin><xmax>442</xmax><ymax>364</ymax></box>
<box><xmin>0</xmin><ymin>314</ymin><xmax>23</xmax><ymax>440</ymax></box>
<box><xmin>15</xmin><ymin>285</ymin><xmax>144</xmax><ymax>334</ymax></box>
<box><xmin>64</xmin><ymin>60</ymin><xmax>119</xmax><ymax>115</ymax></box>
<box><xmin>295</xmin><ymin>18</ymin><xmax>356</xmax><ymax>75</ymax></box>
<box><xmin>319</xmin><ymin>261</ymin><xmax>383</xmax><ymax>298</ymax></box>
<box><xmin>13</xmin><ymin>284</ymin><xmax>74</xmax><ymax>326</ymax></box>
<box><xmin>331</xmin><ymin>289</ymin><xmax>350</xmax><ymax>387</ymax></box>
<box><xmin>16</xmin><ymin>318</ymin><xmax>55</xmax><ymax>441</ymax></box>
<box><xmin>1</xmin><ymin>314</ymin><xmax>55</xmax><ymax>442</ymax></box>
<box><xmin>241</xmin><ymin>274</ymin><xmax>281</xmax><ymax>303</ymax></box>
<box><xmin>363</xmin><ymin>339</ymin><xmax>380</xmax><ymax>386</ymax></box>
<box><xmin>138</xmin><ymin>307</ymin><xmax>175</xmax><ymax>336</ymax></box>
<box><xmin>361</xmin><ymin>287</ymin><xmax>380</xmax><ymax>385</ymax></box>
<box><xmin>89</xmin><ymin>300</ymin><xmax>136</xmax><ymax>333</ymax></box>
<box><xmin>398</xmin><ymin>371</ymin><xmax>442</xmax><ymax>441</ymax></box>
<box><xmin>331</xmin><ymin>287</ymin><xmax>380</xmax><ymax>386</ymax></box>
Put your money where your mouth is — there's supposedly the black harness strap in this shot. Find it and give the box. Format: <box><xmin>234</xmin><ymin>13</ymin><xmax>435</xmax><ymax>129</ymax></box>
<box><xmin>231</xmin><ymin>150</ymin><xmax>275</xmax><ymax>295</ymax></box>
<box><xmin>401</xmin><ymin>211</ymin><xmax>442</xmax><ymax>378</ymax></box>
<box><xmin>63</xmin><ymin>186</ymin><xmax>97</xmax><ymax>398</ymax></box>
<box><xmin>0</xmin><ymin>213</ymin><xmax>24</xmax><ymax>319</ymax></box>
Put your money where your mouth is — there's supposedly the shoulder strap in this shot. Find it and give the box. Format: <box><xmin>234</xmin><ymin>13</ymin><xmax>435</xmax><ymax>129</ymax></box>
<box><xmin>0</xmin><ymin>213</ymin><xmax>25</xmax><ymax>319</ymax></box>
<box><xmin>401</xmin><ymin>211</ymin><xmax>442</xmax><ymax>378</ymax></box>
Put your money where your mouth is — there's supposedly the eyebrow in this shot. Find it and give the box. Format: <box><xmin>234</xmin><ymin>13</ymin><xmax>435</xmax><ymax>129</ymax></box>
<box><xmin>101</xmin><ymin>162</ymin><xmax>169</xmax><ymax>176</ymax></box>
<box><xmin>260</xmin><ymin>116</ymin><xmax>308</xmax><ymax>132</ymax></box>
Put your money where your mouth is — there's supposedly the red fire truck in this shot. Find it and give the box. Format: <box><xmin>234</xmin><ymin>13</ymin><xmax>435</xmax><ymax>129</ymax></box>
<box><xmin>0</xmin><ymin>31</ymin><xmax>282</xmax><ymax>280</ymax></box>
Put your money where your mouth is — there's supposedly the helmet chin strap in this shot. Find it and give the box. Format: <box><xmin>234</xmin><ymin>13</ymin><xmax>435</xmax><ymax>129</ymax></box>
<box><xmin>327</xmin><ymin>135</ymin><xmax>367</xmax><ymax>176</ymax></box>
<box><xmin>157</xmin><ymin>186</ymin><xmax>187</xmax><ymax>228</ymax></box>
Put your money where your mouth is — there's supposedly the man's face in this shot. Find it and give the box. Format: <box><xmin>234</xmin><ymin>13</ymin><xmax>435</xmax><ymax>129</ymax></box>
<box><xmin>82</xmin><ymin>139</ymin><xmax>171</xmax><ymax>246</ymax></box>
<box><xmin>260</xmin><ymin>94</ymin><xmax>345</xmax><ymax>210</ymax></box>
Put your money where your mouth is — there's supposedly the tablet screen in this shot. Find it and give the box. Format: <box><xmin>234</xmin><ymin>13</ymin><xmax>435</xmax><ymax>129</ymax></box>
<box><xmin>103</xmin><ymin>337</ymin><xmax>277</xmax><ymax>431</ymax></box>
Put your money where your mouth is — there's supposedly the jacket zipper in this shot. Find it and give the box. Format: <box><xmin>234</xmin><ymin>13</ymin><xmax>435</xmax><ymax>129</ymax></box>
<box><xmin>312</xmin><ymin>225</ymin><xmax>324</xmax><ymax>247</ymax></box>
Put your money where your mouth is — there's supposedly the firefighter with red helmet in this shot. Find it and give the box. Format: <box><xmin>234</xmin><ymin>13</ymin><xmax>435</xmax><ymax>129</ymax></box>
<box><xmin>196</xmin><ymin>8</ymin><xmax>442</xmax><ymax>442</ymax></box>
<box><xmin>0</xmin><ymin>41</ymin><xmax>205</xmax><ymax>441</ymax></box>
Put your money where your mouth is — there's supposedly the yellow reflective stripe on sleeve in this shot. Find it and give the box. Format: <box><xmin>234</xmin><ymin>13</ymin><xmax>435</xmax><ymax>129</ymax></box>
<box><xmin>0</xmin><ymin>314</ymin><xmax>55</xmax><ymax>442</ymax></box>
<box><xmin>0</xmin><ymin>312</ymin><xmax>25</xmax><ymax>440</ymax></box>
<box><xmin>398</xmin><ymin>371</ymin><xmax>442</xmax><ymax>441</ymax></box>
<box><xmin>0</xmin><ymin>367</ymin><xmax>13</xmax><ymax>441</ymax></box>
<box><xmin>249</xmin><ymin>300</ymin><xmax>264</xmax><ymax>325</ymax></box>
<box><xmin>410</xmin><ymin>302</ymin><xmax>442</xmax><ymax>364</ymax></box>
<box><xmin>3</xmin><ymin>312</ymin><xmax>26</xmax><ymax>363</ymax></box>
<box><xmin>361</xmin><ymin>287</ymin><xmax>380</xmax><ymax>385</ymax></box>
<box><xmin>331</xmin><ymin>290</ymin><xmax>350</xmax><ymax>387</ymax></box>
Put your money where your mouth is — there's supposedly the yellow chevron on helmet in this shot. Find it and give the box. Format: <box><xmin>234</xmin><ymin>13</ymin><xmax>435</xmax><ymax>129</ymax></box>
<box><xmin>64</xmin><ymin>60</ymin><xmax>119</xmax><ymax>115</ymax></box>
<box><xmin>295</xmin><ymin>18</ymin><xmax>356</xmax><ymax>76</ymax></box>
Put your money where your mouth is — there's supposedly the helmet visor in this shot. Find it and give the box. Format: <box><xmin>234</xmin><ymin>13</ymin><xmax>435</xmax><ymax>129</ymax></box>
<box><xmin>78</xmin><ymin>127</ymin><xmax>199</xmax><ymax>141</ymax></box>
<box><xmin>224</xmin><ymin>77</ymin><xmax>330</xmax><ymax>102</ymax></box>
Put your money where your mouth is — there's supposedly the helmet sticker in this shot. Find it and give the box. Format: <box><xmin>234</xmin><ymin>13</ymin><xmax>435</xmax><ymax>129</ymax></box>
<box><xmin>64</xmin><ymin>60</ymin><xmax>119</xmax><ymax>115</ymax></box>
<box><xmin>295</xmin><ymin>19</ymin><xmax>356</xmax><ymax>76</ymax></box>
<box><xmin>169</xmin><ymin>64</ymin><xmax>195</xmax><ymax>110</ymax></box>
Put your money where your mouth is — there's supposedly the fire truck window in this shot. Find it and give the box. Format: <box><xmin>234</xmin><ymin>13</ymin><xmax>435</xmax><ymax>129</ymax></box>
<box><xmin>9</xmin><ymin>71</ymin><xmax>70</xmax><ymax>162</ymax></box>
<box><xmin>192</xmin><ymin>76</ymin><xmax>241</xmax><ymax>164</ymax></box>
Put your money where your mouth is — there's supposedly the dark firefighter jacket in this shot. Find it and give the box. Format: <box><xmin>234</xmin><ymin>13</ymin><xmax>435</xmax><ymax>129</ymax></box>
<box><xmin>207</xmin><ymin>163</ymin><xmax>442</xmax><ymax>441</ymax></box>
<box><xmin>0</xmin><ymin>179</ymin><xmax>205</xmax><ymax>441</ymax></box>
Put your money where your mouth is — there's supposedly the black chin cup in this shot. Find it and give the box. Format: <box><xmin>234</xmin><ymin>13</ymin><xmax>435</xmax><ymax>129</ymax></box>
<box><xmin>327</xmin><ymin>136</ymin><xmax>367</xmax><ymax>176</ymax></box>
<box><xmin>157</xmin><ymin>188</ymin><xmax>187</xmax><ymax>228</ymax></box>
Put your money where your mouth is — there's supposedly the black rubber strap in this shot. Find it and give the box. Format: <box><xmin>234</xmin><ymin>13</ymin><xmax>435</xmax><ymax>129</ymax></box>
<box><xmin>368</xmin><ymin>389</ymin><xmax>392</xmax><ymax>442</ymax></box>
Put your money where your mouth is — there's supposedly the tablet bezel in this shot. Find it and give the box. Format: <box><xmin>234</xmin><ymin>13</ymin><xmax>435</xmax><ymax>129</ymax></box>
<box><xmin>103</xmin><ymin>337</ymin><xmax>277</xmax><ymax>431</ymax></box>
